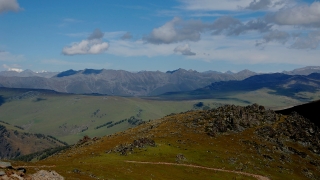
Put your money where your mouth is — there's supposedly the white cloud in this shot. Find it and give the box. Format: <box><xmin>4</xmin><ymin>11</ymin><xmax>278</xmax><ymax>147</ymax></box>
<box><xmin>185</xmin><ymin>34</ymin><xmax>320</xmax><ymax>65</ymax></box>
<box><xmin>103</xmin><ymin>31</ymin><xmax>126</xmax><ymax>39</ymax></box>
<box><xmin>244</xmin><ymin>0</ymin><xmax>291</xmax><ymax>10</ymax></box>
<box><xmin>178</xmin><ymin>0</ymin><xmax>252</xmax><ymax>11</ymax></box>
<box><xmin>63</xmin><ymin>18</ymin><xmax>82</xmax><ymax>23</ymax></box>
<box><xmin>144</xmin><ymin>17</ymin><xmax>206</xmax><ymax>44</ymax></box>
<box><xmin>2</xmin><ymin>64</ymin><xmax>23</xmax><ymax>72</ymax></box>
<box><xmin>174</xmin><ymin>44</ymin><xmax>196</xmax><ymax>56</ymax></box>
<box><xmin>256</xmin><ymin>30</ymin><xmax>290</xmax><ymax>46</ymax></box>
<box><xmin>107</xmin><ymin>39</ymin><xmax>177</xmax><ymax>57</ymax></box>
<box><xmin>144</xmin><ymin>16</ymin><xmax>272</xmax><ymax>45</ymax></box>
<box><xmin>290</xmin><ymin>31</ymin><xmax>320</xmax><ymax>49</ymax></box>
<box><xmin>62</xmin><ymin>29</ymin><xmax>109</xmax><ymax>55</ymax></box>
<box><xmin>0</xmin><ymin>51</ymin><xmax>24</xmax><ymax>61</ymax></box>
<box><xmin>177</xmin><ymin>0</ymin><xmax>290</xmax><ymax>11</ymax></box>
<box><xmin>121</xmin><ymin>32</ymin><xmax>133</xmax><ymax>40</ymax></box>
<box><xmin>108</xmin><ymin>33</ymin><xmax>320</xmax><ymax>66</ymax></box>
<box><xmin>267</xmin><ymin>2</ymin><xmax>320</xmax><ymax>27</ymax></box>
<box><xmin>0</xmin><ymin>0</ymin><xmax>21</xmax><ymax>14</ymax></box>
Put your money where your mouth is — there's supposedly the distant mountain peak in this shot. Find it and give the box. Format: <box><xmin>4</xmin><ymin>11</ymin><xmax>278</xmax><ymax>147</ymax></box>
<box><xmin>22</xmin><ymin>69</ymin><xmax>33</xmax><ymax>73</ymax></box>
<box><xmin>283</xmin><ymin>66</ymin><xmax>320</xmax><ymax>75</ymax></box>
<box><xmin>225</xmin><ymin>70</ymin><xmax>234</xmax><ymax>74</ymax></box>
<box><xmin>55</xmin><ymin>69</ymin><xmax>79</xmax><ymax>77</ymax></box>
<box><xmin>82</xmin><ymin>69</ymin><xmax>104</xmax><ymax>75</ymax></box>
<box><xmin>166</xmin><ymin>68</ymin><xmax>185</xmax><ymax>74</ymax></box>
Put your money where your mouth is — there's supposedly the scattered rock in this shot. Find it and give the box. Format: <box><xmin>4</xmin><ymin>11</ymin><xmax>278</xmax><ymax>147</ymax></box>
<box><xmin>0</xmin><ymin>161</ymin><xmax>12</xmax><ymax>169</ymax></box>
<box><xmin>112</xmin><ymin>138</ymin><xmax>156</xmax><ymax>155</ymax></box>
<box><xmin>255</xmin><ymin>112</ymin><xmax>320</xmax><ymax>156</ymax></box>
<box><xmin>0</xmin><ymin>170</ymin><xmax>5</xmax><ymax>176</ymax></box>
<box><xmin>190</xmin><ymin>104</ymin><xmax>279</xmax><ymax>137</ymax></box>
<box><xmin>302</xmin><ymin>168</ymin><xmax>314</xmax><ymax>179</ymax></box>
<box><xmin>176</xmin><ymin>154</ymin><xmax>187</xmax><ymax>163</ymax></box>
<box><xmin>310</xmin><ymin>160</ymin><xmax>320</xmax><ymax>167</ymax></box>
<box><xmin>17</xmin><ymin>167</ymin><xmax>26</xmax><ymax>173</ymax></box>
<box><xmin>72</xmin><ymin>169</ymin><xmax>81</xmax><ymax>173</ymax></box>
<box><xmin>263</xmin><ymin>154</ymin><xmax>273</xmax><ymax>161</ymax></box>
<box><xmin>77</xmin><ymin>135</ymin><xmax>91</xmax><ymax>145</ymax></box>
<box><xmin>31</xmin><ymin>170</ymin><xmax>64</xmax><ymax>180</ymax></box>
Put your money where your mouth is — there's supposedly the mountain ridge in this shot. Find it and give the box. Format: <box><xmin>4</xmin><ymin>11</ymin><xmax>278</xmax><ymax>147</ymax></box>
<box><xmin>0</xmin><ymin>68</ymin><xmax>258</xmax><ymax>96</ymax></box>
<box><xmin>161</xmin><ymin>72</ymin><xmax>320</xmax><ymax>101</ymax></box>
<box><xmin>0</xmin><ymin>66</ymin><xmax>320</xmax><ymax>97</ymax></box>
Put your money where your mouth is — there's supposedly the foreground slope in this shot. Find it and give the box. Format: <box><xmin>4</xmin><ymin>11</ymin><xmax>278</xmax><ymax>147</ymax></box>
<box><xmin>13</xmin><ymin>104</ymin><xmax>320</xmax><ymax>180</ymax></box>
<box><xmin>276</xmin><ymin>99</ymin><xmax>320</xmax><ymax>126</ymax></box>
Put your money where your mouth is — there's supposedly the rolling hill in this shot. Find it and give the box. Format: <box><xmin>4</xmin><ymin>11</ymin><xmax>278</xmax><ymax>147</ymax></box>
<box><xmin>0</xmin><ymin>87</ymin><xmax>226</xmax><ymax>144</ymax></box>
<box><xmin>0</xmin><ymin>121</ymin><xmax>66</xmax><ymax>159</ymax></box>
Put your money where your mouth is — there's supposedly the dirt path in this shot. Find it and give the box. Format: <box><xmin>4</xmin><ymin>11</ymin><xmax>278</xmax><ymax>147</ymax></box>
<box><xmin>125</xmin><ymin>161</ymin><xmax>270</xmax><ymax>180</ymax></box>
<box><xmin>16</xmin><ymin>165</ymin><xmax>56</xmax><ymax>168</ymax></box>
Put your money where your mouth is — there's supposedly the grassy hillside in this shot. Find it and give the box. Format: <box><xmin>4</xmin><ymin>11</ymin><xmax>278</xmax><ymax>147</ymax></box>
<box><xmin>0</xmin><ymin>121</ymin><xmax>66</xmax><ymax>159</ymax></box>
<box><xmin>11</xmin><ymin>104</ymin><xmax>320</xmax><ymax>180</ymax></box>
<box><xmin>0</xmin><ymin>87</ymin><xmax>305</xmax><ymax>144</ymax></box>
<box><xmin>0</xmin><ymin>88</ymin><xmax>225</xmax><ymax>144</ymax></box>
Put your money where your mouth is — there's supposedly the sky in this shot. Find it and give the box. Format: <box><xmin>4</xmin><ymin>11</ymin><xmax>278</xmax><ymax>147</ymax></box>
<box><xmin>0</xmin><ymin>0</ymin><xmax>320</xmax><ymax>73</ymax></box>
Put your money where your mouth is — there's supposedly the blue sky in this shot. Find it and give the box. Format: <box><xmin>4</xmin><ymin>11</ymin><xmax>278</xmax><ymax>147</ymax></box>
<box><xmin>1</xmin><ymin>0</ymin><xmax>320</xmax><ymax>73</ymax></box>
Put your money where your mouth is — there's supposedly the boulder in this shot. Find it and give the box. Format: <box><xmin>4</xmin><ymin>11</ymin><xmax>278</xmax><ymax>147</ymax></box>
<box><xmin>0</xmin><ymin>161</ymin><xmax>12</xmax><ymax>169</ymax></box>
<box><xmin>0</xmin><ymin>170</ymin><xmax>5</xmax><ymax>176</ymax></box>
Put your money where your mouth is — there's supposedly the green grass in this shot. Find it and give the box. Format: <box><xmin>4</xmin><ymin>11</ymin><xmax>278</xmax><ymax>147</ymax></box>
<box><xmin>0</xmin><ymin>87</ymin><xmax>309</xmax><ymax>144</ymax></box>
<box><xmin>0</xmin><ymin>89</ymin><xmax>220</xmax><ymax>144</ymax></box>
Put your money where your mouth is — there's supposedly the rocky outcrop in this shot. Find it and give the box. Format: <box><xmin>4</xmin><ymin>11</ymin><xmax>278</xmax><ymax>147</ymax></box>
<box><xmin>109</xmin><ymin>138</ymin><xmax>156</xmax><ymax>155</ymax></box>
<box><xmin>189</xmin><ymin>104</ymin><xmax>320</xmax><ymax>156</ymax></box>
<box><xmin>190</xmin><ymin>104</ymin><xmax>279</xmax><ymax>136</ymax></box>
<box><xmin>31</xmin><ymin>170</ymin><xmax>64</xmax><ymax>180</ymax></box>
<box><xmin>255</xmin><ymin>112</ymin><xmax>320</xmax><ymax>155</ymax></box>
<box><xmin>0</xmin><ymin>160</ymin><xmax>64</xmax><ymax>180</ymax></box>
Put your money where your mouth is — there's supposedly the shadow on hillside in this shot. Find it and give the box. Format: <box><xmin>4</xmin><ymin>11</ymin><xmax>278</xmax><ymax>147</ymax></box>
<box><xmin>0</xmin><ymin>96</ymin><xmax>4</xmax><ymax>106</ymax></box>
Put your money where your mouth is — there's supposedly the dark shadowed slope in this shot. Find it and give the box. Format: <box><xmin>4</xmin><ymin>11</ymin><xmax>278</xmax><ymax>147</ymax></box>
<box><xmin>276</xmin><ymin>100</ymin><xmax>320</xmax><ymax>127</ymax></box>
<box><xmin>160</xmin><ymin>73</ymin><xmax>320</xmax><ymax>100</ymax></box>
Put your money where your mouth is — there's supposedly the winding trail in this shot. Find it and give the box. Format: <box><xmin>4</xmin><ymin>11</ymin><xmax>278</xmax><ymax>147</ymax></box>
<box><xmin>16</xmin><ymin>165</ymin><xmax>56</xmax><ymax>168</ymax></box>
<box><xmin>125</xmin><ymin>161</ymin><xmax>270</xmax><ymax>180</ymax></box>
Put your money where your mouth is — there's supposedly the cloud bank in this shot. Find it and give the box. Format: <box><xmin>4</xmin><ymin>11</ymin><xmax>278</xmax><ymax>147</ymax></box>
<box><xmin>174</xmin><ymin>44</ymin><xmax>196</xmax><ymax>56</ymax></box>
<box><xmin>121</xmin><ymin>32</ymin><xmax>133</xmax><ymax>40</ymax></box>
<box><xmin>2</xmin><ymin>64</ymin><xmax>23</xmax><ymax>72</ymax></box>
<box><xmin>266</xmin><ymin>2</ymin><xmax>320</xmax><ymax>27</ymax></box>
<box><xmin>144</xmin><ymin>17</ymin><xmax>206</xmax><ymax>44</ymax></box>
<box><xmin>0</xmin><ymin>0</ymin><xmax>21</xmax><ymax>14</ymax></box>
<box><xmin>62</xmin><ymin>29</ymin><xmax>109</xmax><ymax>55</ymax></box>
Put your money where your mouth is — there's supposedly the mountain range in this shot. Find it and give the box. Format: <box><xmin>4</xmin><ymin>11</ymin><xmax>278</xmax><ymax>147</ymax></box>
<box><xmin>0</xmin><ymin>68</ymin><xmax>257</xmax><ymax>96</ymax></box>
<box><xmin>161</xmin><ymin>72</ymin><xmax>320</xmax><ymax>101</ymax></box>
<box><xmin>0</xmin><ymin>66</ymin><xmax>320</xmax><ymax>96</ymax></box>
